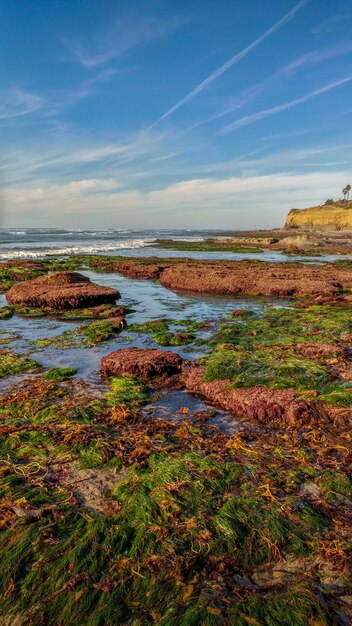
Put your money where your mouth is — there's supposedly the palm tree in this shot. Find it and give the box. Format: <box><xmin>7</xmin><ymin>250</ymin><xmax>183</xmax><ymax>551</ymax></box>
<box><xmin>342</xmin><ymin>184</ymin><xmax>351</xmax><ymax>201</ymax></box>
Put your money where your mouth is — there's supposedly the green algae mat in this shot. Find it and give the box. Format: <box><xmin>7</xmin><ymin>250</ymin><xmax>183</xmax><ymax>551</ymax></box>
<box><xmin>0</xmin><ymin>373</ymin><xmax>350</xmax><ymax>624</ymax></box>
<box><xmin>0</xmin><ymin>258</ymin><xmax>351</xmax><ymax>625</ymax></box>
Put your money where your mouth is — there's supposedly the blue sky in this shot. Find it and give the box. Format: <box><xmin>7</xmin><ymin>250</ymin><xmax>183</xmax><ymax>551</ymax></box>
<box><xmin>1</xmin><ymin>0</ymin><xmax>352</xmax><ymax>228</ymax></box>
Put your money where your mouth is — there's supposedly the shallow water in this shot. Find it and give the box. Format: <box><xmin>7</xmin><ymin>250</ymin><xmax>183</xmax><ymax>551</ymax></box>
<box><xmin>142</xmin><ymin>388</ymin><xmax>240</xmax><ymax>435</ymax></box>
<box><xmin>1</xmin><ymin>270</ymin><xmax>286</xmax><ymax>388</ymax></box>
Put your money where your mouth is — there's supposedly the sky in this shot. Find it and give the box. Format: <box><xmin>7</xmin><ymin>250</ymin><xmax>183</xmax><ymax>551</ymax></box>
<box><xmin>1</xmin><ymin>0</ymin><xmax>352</xmax><ymax>229</ymax></box>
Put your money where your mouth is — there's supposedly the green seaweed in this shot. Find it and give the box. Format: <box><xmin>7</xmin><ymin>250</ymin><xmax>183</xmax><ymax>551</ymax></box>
<box><xmin>0</xmin><ymin>372</ymin><xmax>347</xmax><ymax>625</ymax></box>
<box><xmin>317</xmin><ymin>471</ymin><xmax>351</xmax><ymax>504</ymax></box>
<box><xmin>205</xmin><ymin>345</ymin><xmax>329</xmax><ymax>390</ymax></box>
<box><xmin>128</xmin><ymin>318</ymin><xmax>171</xmax><ymax>334</ymax></box>
<box><xmin>151</xmin><ymin>238</ymin><xmax>264</xmax><ymax>253</ymax></box>
<box><xmin>0</xmin><ymin>350</ymin><xmax>40</xmax><ymax>379</ymax></box>
<box><xmin>43</xmin><ymin>367</ymin><xmax>78</xmax><ymax>381</ymax></box>
<box><xmin>82</xmin><ymin>319</ymin><xmax>124</xmax><ymax>344</ymax></box>
<box><xmin>0</xmin><ymin>306</ymin><xmax>14</xmax><ymax>320</ymax></box>
<box><xmin>153</xmin><ymin>331</ymin><xmax>195</xmax><ymax>346</ymax></box>
<box><xmin>106</xmin><ymin>376</ymin><xmax>151</xmax><ymax>407</ymax></box>
<box><xmin>319</xmin><ymin>380</ymin><xmax>352</xmax><ymax>407</ymax></box>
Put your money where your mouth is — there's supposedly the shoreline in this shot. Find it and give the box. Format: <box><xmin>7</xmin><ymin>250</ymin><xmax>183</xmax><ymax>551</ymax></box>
<box><xmin>0</xmin><ymin>253</ymin><xmax>351</xmax><ymax>624</ymax></box>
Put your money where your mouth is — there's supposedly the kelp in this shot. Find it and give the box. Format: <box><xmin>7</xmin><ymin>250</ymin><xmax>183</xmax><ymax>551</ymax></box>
<box><xmin>0</xmin><ymin>374</ymin><xmax>350</xmax><ymax>624</ymax></box>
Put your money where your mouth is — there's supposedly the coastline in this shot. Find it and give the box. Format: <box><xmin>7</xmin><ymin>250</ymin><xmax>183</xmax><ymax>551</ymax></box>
<box><xmin>0</xmin><ymin>242</ymin><xmax>351</xmax><ymax>624</ymax></box>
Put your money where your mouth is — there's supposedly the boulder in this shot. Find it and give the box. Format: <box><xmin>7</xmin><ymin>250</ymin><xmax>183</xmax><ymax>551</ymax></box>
<box><xmin>184</xmin><ymin>364</ymin><xmax>315</xmax><ymax>427</ymax></box>
<box><xmin>7</xmin><ymin>271</ymin><xmax>119</xmax><ymax>310</ymax></box>
<box><xmin>101</xmin><ymin>347</ymin><xmax>183</xmax><ymax>383</ymax></box>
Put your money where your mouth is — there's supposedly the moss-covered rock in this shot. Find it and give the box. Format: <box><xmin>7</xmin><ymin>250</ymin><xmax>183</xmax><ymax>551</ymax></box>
<box><xmin>43</xmin><ymin>367</ymin><xmax>78</xmax><ymax>381</ymax></box>
<box><xmin>0</xmin><ymin>350</ymin><xmax>40</xmax><ymax>378</ymax></box>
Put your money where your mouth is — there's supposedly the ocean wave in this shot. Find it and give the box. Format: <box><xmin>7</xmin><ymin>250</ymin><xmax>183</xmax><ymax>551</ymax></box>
<box><xmin>0</xmin><ymin>239</ymin><xmax>151</xmax><ymax>260</ymax></box>
<box><xmin>8</xmin><ymin>231</ymin><xmax>27</xmax><ymax>235</ymax></box>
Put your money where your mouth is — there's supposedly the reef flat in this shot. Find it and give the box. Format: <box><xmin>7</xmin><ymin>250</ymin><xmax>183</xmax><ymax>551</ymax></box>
<box><xmin>0</xmin><ymin>256</ymin><xmax>351</xmax><ymax>625</ymax></box>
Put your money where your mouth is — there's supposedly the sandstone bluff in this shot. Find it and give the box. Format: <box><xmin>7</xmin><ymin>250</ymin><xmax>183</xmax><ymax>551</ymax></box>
<box><xmin>285</xmin><ymin>200</ymin><xmax>352</xmax><ymax>230</ymax></box>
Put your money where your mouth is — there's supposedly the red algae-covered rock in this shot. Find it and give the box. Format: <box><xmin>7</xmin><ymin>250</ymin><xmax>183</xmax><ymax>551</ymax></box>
<box><xmin>101</xmin><ymin>347</ymin><xmax>183</xmax><ymax>382</ymax></box>
<box><xmin>2</xmin><ymin>259</ymin><xmax>45</xmax><ymax>272</ymax></box>
<box><xmin>157</xmin><ymin>262</ymin><xmax>352</xmax><ymax>299</ymax></box>
<box><xmin>110</xmin><ymin>258</ymin><xmax>352</xmax><ymax>301</ymax></box>
<box><xmin>7</xmin><ymin>271</ymin><xmax>119</xmax><ymax>310</ymax></box>
<box><xmin>115</xmin><ymin>261</ymin><xmax>166</xmax><ymax>280</ymax></box>
<box><xmin>184</xmin><ymin>364</ymin><xmax>313</xmax><ymax>426</ymax></box>
<box><xmin>0</xmin><ymin>259</ymin><xmax>46</xmax><ymax>286</ymax></box>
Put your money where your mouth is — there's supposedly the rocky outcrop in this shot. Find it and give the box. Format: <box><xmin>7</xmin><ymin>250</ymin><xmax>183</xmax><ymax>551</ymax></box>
<box><xmin>184</xmin><ymin>364</ymin><xmax>315</xmax><ymax>427</ymax></box>
<box><xmin>158</xmin><ymin>262</ymin><xmax>351</xmax><ymax>300</ymax></box>
<box><xmin>7</xmin><ymin>271</ymin><xmax>119</xmax><ymax>310</ymax></box>
<box><xmin>101</xmin><ymin>347</ymin><xmax>183</xmax><ymax>383</ymax></box>
<box><xmin>112</xmin><ymin>258</ymin><xmax>352</xmax><ymax>301</ymax></box>
<box><xmin>1</xmin><ymin>259</ymin><xmax>46</xmax><ymax>279</ymax></box>
<box><xmin>88</xmin><ymin>258</ymin><xmax>166</xmax><ymax>280</ymax></box>
<box><xmin>115</xmin><ymin>261</ymin><xmax>167</xmax><ymax>280</ymax></box>
<box><xmin>285</xmin><ymin>203</ymin><xmax>352</xmax><ymax>230</ymax></box>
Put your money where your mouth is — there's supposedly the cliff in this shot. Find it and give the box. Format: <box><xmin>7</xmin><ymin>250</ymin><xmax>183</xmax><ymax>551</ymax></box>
<box><xmin>285</xmin><ymin>202</ymin><xmax>352</xmax><ymax>230</ymax></box>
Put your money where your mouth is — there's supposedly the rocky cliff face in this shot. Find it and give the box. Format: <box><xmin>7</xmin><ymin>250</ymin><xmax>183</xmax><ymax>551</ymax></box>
<box><xmin>285</xmin><ymin>202</ymin><xmax>352</xmax><ymax>230</ymax></box>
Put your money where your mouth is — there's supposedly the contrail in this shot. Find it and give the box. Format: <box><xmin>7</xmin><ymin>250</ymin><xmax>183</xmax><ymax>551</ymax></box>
<box><xmin>218</xmin><ymin>75</ymin><xmax>352</xmax><ymax>134</ymax></box>
<box><xmin>149</xmin><ymin>0</ymin><xmax>309</xmax><ymax>129</ymax></box>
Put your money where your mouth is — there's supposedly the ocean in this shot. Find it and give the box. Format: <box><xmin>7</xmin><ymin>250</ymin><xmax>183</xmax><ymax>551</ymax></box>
<box><xmin>1</xmin><ymin>228</ymin><xmax>350</xmax><ymax>264</ymax></box>
<box><xmin>0</xmin><ymin>228</ymin><xmax>213</xmax><ymax>260</ymax></box>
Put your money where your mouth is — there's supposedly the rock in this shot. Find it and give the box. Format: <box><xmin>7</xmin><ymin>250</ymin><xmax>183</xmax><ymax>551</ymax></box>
<box><xmin>114</xmin><ymin>259</ymin><xmax>352</xmax><ymax>301</ymax></box>
<box><xmin>115</xmin><ymin>261</ymin><xmax>166</xmax><ymax>280</ymax></box>
<box><xmin>101</xmin><ymin>347</ymin><xmax>183</xmax><ymax>383</ymax></box>
<box><xmin>1</xmin><ymin>259</ymin><xmax>45</xmax><ymax>274</ymax></box>
<box><xmin>158</xmin><ymin>262</ymin><xmax>349</xmax><ymax>299</ymax></box>
<box><xmin>6</xmin><ymin>271</ymin><xmax>119</xmax><ymax>310</ymax></box>
<box><xmin>278</xmin><ymin>234</ymin><xmax>321</xmax><ymax>249</ymax></box>
<box><xmin>48</xmin><ymin>463</ymin><xmax>122</xmax><ymax>516</ymax></box>
<box><xmin>184</xmin><ymin>364</ymin><xmax>316</xmax><ymax>426</ymax></box>
<box><xmin>252</xmin><ymin>558</ymin><xmax>309</xmax><ymax>588</ymax></box>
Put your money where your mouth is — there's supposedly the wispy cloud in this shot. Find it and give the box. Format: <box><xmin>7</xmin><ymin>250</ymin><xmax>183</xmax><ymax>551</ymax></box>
<box><xmin>2</xmin><ymin>127</ymin><xmax>193</xmax><ymax>187</ymax></box>
<box><xmin>312</xmin><ymin>14</ymin><xmax>349</xmax><ymax>36</ymax></box>
<box><xmin>149</xmin><ymin>0</ymin><xmax>309</xmax><ymax>128</ymax></box>
<box><xmin>0</xmin><ymin>68</ymin><xmax>121</xmax><ymax>124</ymax></box>
<box><xmin>218</xmin><ymin>75</ymin><xmax>352</xmax><ymax>135</ymax></box>
<box><xmin>0</xmin><ymin>89</ymin><xmax>44</xmax><ymax>119</ymax></box>
<box><xmin>61</xmin><ymin>14</ymin><xmax>183</xmax><ymax>69</ymax></box>
<box><xmin>48</xmin><ymin>67</ymin><xmax>121</xmax><ymax>113</ymax></box>
<box><xmin>193</xmin><ymin>40</ymin><xmax>352</xmax><ymax>128</ymax></box>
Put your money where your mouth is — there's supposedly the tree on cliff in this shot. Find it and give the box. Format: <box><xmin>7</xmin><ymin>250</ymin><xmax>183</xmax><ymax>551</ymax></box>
<box><xmin>342</xmin><ymin>184</ymin><xmax>351</xmax><ymax>201</ymax></box>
